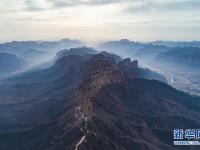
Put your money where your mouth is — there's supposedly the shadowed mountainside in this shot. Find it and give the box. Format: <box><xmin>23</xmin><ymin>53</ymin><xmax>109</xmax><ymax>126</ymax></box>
<box><xmin>0</xmin><ymin>50</ymin><xmax>199</xmax><ymax>150</ymax></box>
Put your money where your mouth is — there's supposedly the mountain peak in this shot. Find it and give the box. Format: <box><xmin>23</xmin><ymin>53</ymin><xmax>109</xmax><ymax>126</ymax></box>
<box><xmin>118</xmin><ymin>58</ymin><xmax>138</xmax><ymax>78</ymax></box>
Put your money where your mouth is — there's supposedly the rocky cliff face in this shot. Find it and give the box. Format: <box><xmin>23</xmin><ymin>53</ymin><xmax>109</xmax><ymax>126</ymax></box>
<box><xmin>118</xmin><ymin>58</ymin><xmax>138</xmax><ymax>78</ymax></box>
<box><xmin>74</xmin><ymin>54</ymin><xmax>124</xmax><ymax>122</ymax></box>
<box><xmin>70</xmin><ymin>54</ymin><xmax>200</xmax><ymax>150</ymax></box>
<box><xmin>72</xmin><ymin>54</ymin><xmax>140</xmax><ymax>150</ymax></box>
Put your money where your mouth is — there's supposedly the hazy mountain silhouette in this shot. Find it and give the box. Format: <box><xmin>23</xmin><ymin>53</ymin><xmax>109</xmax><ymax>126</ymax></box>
<box><xmin>0</xmin><ymin>53</ymin><xmax>26</xmax><ymax>76</ymax></box>
<box><xmin>0</xmin><ymin>39</ymin><xmax>84</xmax><ymax>64</ymax></box>
<box><xmin>98</xmin><ymin>39</ymin><xmax>171</xmax><ymax>60</ymax></box>
<box><xmin>135</xmin><ymin>44</ymin><xmax>171</xmax><ymax>61</ymax></box>
<box><xmin>0</xmin><ymin>39</ymin><xmax>83</xmax><ymax>53</ymax></box>
<box><xmin>98</xmin><ymin>39</ymin><xmax>147</xmax><ymax>55</ymax></box>
<box><xmin>156</xmin><ymin>47</ymin><xmax>200</xmax><ymax>69</ymax></box>
<box><xmin>152</xmin><ymin>41</ymin><xmax>200</xmax><ymax>48</ymax></box>
<box><xmin>56</xmin><ymin>47</ymin><xmax>97</xmax><ymax>59</ymax></box>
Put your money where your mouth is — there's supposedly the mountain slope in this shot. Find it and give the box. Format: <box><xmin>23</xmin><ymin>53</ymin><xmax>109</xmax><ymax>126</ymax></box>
<box><xmin>0</xmin><ymin>53</ymin><xmax>26</xmax><ymax>76</ymax></box>
<box><xmin>156</xmin><ymin>47</ymin><xmax>200</xmax><ymax>69</ymax></box>
<box><xmin>0</xmin><ymin>53</ymin><xmax>199</xmax><ymax>150</ymax></box>
<box><xmin>135</xmin><ymin>45</ymin><xmax>171</xmax><ymax>61</ymax></box>
<box><xmin>0</xmin><ymin>54</ymin><xmax>91</xmax><ymax>131</ymax></box>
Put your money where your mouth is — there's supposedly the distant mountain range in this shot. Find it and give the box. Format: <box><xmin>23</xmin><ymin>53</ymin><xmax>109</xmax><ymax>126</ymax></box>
<box><xmin>0</xmin><ymin>47</ymin><xmax>199</xmax><ymax>150</ymax></box>
<box><xmin>0</xmin><ymin>39</ymin><xmax>84</xmax><ymax>62</ymax></box>
<box><xmin>98</xmin><ymin>39</ymin><xmax>146</xmax><ymax>56</ymax></box>
<box><xmin>1</xmin><ymin>38</ymin><xmax>199</xmax><ymax>70</ymax></box>
<box><xmin>98</xmin><ymin>39</ymin><xmax>200</xmax><ymax>69</ymax></box>
<box><xmin>0</xmin><ymin>39</ymin><xmax>83</xmax><ymax>52</ymax></box>
<box><xmin>156</xmin><ymin>47</ymin><xmax>200</xmax><ymax>68</ymax></box>
<box><xmin>135</xmin><ymin>44</ymin><xmax>171</xmax><ymax>60</ymax></box>
<box><xmin>152</xmin><ymin>41</ymin><xmax>200</xmax><ymax>48</ymax></box>
<box><xmin>0</xmin><ymin>39</ymin><xmax>85</xmax><ymax>77</ymax></box>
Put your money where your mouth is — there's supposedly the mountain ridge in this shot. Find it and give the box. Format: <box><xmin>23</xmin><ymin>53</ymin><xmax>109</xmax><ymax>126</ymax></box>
<box><xmin>0</xmin><ymin>48</ymin><xmax>199</xmax><ymax>150</ymax></box>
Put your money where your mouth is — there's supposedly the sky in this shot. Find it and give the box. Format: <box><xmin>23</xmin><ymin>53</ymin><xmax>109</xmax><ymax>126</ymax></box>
<box><xmin>0</xmin><ymin>0</ymin><xmax>200</xmax><ymax>43</ymax></box>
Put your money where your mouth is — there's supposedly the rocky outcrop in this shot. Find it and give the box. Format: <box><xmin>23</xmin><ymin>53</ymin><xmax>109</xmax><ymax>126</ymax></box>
<box><xmin>118</xmin><ymin>58</ymin><xmax>138</xmax><ymax>78</ymax></box>
<box><xmin>74</xmin><ymin>54</ymin><xmax>124</xmax><ymax>122</ymax></box>
<box><xmin>71</xmin><ymin>54</ymin><xmax>200</xmax><ymax>150</ymax></box>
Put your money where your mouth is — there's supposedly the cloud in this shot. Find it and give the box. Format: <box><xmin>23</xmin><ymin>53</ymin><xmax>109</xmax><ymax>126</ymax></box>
<box><xmin>23</xmin><ymin>0</ymin><xmax>52</xmax><ymax>11</ymax></box>
<box><xmin>126</xmin><ymin>0</ymin><xmax>200</xmax><ymax>13</ymax></box>
<box><xmin>5</xmin><ymin>0</ymin><xmax>200</xmax><ymax>13</ymax></box>
<box><xmin>35</xmin><ymin>0</ymin><xmax>200</xmax><ymax>14</ymax></box>
<box><xmin>0</xmin><ymin>0</ymin><xmax>200</xmax><ymax>42</ymax></box>
<box><xmin>1</xmin><ymin>0</ymin><xmax>200</xmax><ymax>13</ymax></box>
<box><xmin>46</xmin><ymin>0</ymin><xmax>128</xmax><ymax>8</ymax></box>
<box><xmin>21</xmin><ymin>0</ymin><xmax>130</xmax><ymax>12</ymax></box>
<box><xmin>24</xmin><ymin>0</ymin><xmax>43</xmax><ymax>11</ymax></box>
